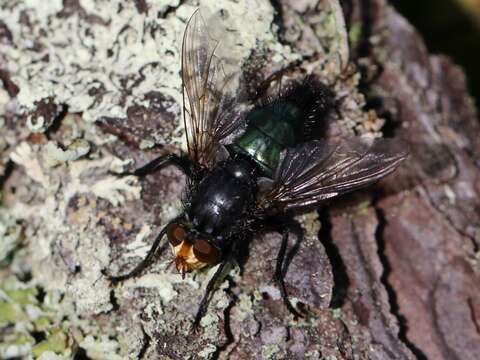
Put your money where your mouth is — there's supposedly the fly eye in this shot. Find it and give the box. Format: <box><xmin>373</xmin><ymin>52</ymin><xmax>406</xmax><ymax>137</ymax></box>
<box><xmin>193</xmin><ymin>239</ymin><xmax>220</xmax><ymax>264</ymax></box>
<box><xmin>167</xmin><ymin>223</ymin><xmax>187</xmax><ymax>246</ymax></box>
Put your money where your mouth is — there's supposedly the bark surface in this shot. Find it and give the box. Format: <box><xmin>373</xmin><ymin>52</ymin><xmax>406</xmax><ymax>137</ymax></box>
<box><xmin>0</xmin><ymin>0</ymin><xmax>479</xmax><ymax>359</ymax></box>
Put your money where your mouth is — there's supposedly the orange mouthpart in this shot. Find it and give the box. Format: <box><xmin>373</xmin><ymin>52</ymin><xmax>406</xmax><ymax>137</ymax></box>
<box><xmin>174</xmin><ymin>256</ymin><xmax>191</xmax><ymax>279</ymax></box>
<box><xmin>171</xmin><ymin>241</ymin><xmax>209</xmax><ymax>278</ymax></box>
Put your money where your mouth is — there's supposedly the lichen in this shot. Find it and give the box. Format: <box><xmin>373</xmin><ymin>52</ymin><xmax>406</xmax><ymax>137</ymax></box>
<box><xmin>43</xmin><ymin>140</ymin><xmax>91</xmax><ymax>168</ymax></box>
<box><xmin>0</xmin><ymin>266</ymin><xmax>128</xmax><ymax>358</ymax></box>
<box><xmin>261</xmin><ymin>344</ymin><xmax>280</xmax><ymax>359</ymax></box>
<box><xmin>197</xmin><ymin>343</ymin><xmax>217</xmax><ymax>358</ymax></box>
<box><xmin>0</xmin><ymin>209</ymin><xmax>23</xmax><ymax>266</ymax></box>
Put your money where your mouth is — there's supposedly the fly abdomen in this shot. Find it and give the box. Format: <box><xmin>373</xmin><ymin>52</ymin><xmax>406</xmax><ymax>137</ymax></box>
<box><xmin>229</xmin><ymin>80</ymin><xmax>334</xmax><ymax>177</ymax></box>
<box><xmin>229</xmin><ymin>102</ymin><xmax>301</xmax><ymax>176</ymax></box>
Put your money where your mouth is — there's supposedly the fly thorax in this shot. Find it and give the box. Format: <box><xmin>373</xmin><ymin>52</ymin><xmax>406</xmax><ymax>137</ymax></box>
<box><xmin>188</xmin><ymin>161</ymin><xmax>256</xmax><ymax>237</ymax></box>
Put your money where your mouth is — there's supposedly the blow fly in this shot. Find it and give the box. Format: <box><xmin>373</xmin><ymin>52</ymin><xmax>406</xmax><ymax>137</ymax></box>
<box><xmin>108</xmin><ymin>10</ymin><xmax>407</xmax><ymax>327</ymax></box>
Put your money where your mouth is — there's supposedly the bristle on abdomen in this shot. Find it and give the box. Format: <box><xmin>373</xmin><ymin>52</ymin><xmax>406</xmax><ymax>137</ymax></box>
<box><xmin>268</xmin><ymin>76</ymin><xmax>335</xmax><ymax>141</ymax></box>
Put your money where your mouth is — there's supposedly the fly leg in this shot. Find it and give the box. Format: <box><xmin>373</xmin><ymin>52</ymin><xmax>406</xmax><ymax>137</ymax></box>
<box><xmin>273</xmin><ymin>220</ymin><xmax>307</xmax><ymax>318</ymax></box>
<box><xmin>105</xmin><ymin>154</ymin><xmax>191</xmax><ymax>282</ymax></box>
<box><xmin>128</xmin><ymin>153</ymin><xmax>193</xmax><ymax>178</ymax></box>
<box><xmin>106</xmin><ymin>218</ymin><xmax>175</xmax><ymax>283</ymax></box>
<box><xmin>192</xmin><ymin>260</ymin><xmax>230</xmax><ymax>330</ymax></box>
<box><xmin>252</xmin><ymin>64</ymin><xmax>299</xmax><ymax>101</ymax></box>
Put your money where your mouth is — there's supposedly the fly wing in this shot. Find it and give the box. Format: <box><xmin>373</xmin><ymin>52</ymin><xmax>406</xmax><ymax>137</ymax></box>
<box><xmin>258</xmin><ymin>138</ymin><xmax>408</xmax><ymax>212</ymax></box>
<box><xmin>182</xmin><ymin>10</ymin><xmax>245</xmax><ymax>169</ymax></box>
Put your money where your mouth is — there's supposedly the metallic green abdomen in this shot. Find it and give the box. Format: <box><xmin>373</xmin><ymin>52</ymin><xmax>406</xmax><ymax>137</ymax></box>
<box><xmin>229</xmin><ymin>102</ymin><xmax>303</xmax><ymax>176</ymax></box>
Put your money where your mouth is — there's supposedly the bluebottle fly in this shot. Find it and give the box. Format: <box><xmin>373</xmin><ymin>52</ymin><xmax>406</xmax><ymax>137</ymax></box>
<box><xmin>108</xmin><ymin>10</ymin><xmax>407</xmax><ymax>327</ymax></box>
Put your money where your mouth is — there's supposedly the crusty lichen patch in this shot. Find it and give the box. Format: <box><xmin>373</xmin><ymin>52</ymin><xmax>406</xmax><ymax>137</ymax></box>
<box><xmin>1</xmin><ymin>0</ymin><xmax>282</xmax><ymax>146</ymax></box>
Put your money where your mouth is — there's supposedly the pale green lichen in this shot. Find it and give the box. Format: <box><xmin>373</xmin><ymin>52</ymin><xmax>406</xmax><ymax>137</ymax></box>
<box><xmin>305</xmin><ymin>350</ymin><xmax>321</xmax><ymax>358</ymax></box>
<box><xmin>226</xmin><ymin>289</ymin><xmax>260</xmax><ymax>333</ymax></box>
<box><xmin>139</xmin><ymin>139</ymin><xmax>155</xmax><ymax>150</ymax></box>
<box><xmin>261</xmin><ymin>344</ymin><xmax>280</xmax><ymax>359</ymax></box>
<box><xmin>0</xmin><ymin>276</ymin><xmax>73</xmax><ymax>358</ymax></box>
<box><xmin>198</xmin><ymin>343</ymin><xmax>217</xmax><ymax>358</ymax></box>
<box><xmin>0</xmin><ymin>269</ymin><xmax>127</xmax><ymax>358</ymax></box>
<box><xmin>288</xmin><ymin>313</ymin><xmax>320</xmax><ymax>329</ymax></box>
<box><xmin>124</xmin><ymin>272</ymin><xmax>199</xmax><ymax>303</ymax></box>
<box><xmin>43</xmin><ymin>140</ymin><xmax>91</xmax><ymax>168</ymax></box>
<box><xmin>26</xmin><ymin>115</ymin><xmax>47</xmax><ymax>133</ymax></box>
<box><xmin>31</xmin><ymin>329</ymin><xmax>69</xmax><ymax>357</ymax></box>
<box><xmin>349</xmin><ymin>22</ymin><xmax>363</xmax><ymax>47</ymax></box>
<box><xmin>90</xmin><ymin>175</ymin><xmax>141</xmax><ymax>207</ymax></box>
<box><xmin>79</xmin><ymin>335</ymin><xmax>124</xmax><ymax>360</ymax></box>
<box><xmin>123</xmin><ymin>224</ymin><xmax>153</xmax><ymax>259</ymax></box>
<box><xmin>37</xmin><ymin>351</ymin><xmax>69</xmax><ymax>360</ymax></box>
<box><xmin>0</xmin><ymin>332</ymin><xmax>35</xmax><ymax>359</ymax></box>
<box><xmin>10</xmin><ymin>142</ymin><xmax>51</xmax><ymax>189</ymax></box>
<box><xmin>0</xmin><ymin>210</ymin><xmax>23</xmax><ymax>266</ymax></box>
<box><xmin>4</xmin><ymin>138</ymin><xmax>131</xmax><ymax>319</ymax></box>
<box><xmin>312</xmin><ymin>0</ymin><xmax>350</xmax><ymax>71</ymax></box>
<box><xmin>332</xmin><ymin>308</ymin><xmax>342</xmax><ymax>319</ymax></box>
<box><xmin>200</xmin><ymin>312</ymin><xmax>218</xmax><ymax>328</ymax></box>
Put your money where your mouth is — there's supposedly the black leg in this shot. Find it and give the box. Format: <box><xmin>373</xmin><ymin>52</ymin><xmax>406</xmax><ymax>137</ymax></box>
<box><xmin>281</xmin><ymin>220</ymin><xmax>304</xmax><ymax>279</ymax></box>
<box><xmin>334</xmin><ymin>94</ymin><xmax>348</xmax><ymax>120</ymax></box>
<box><xmin>253</xmin><ymin>65</ymin><xmax>294</xmax><ymax>101</ymax></box>
<box><xmin>273</xmin><ymin>228</ymin><xmax>305</xmax><ymax>318</ymax></box>
<box><xmin>192</xmin><ymin>260</ymin><xmax>229</xmax><ymax>330</ymax></box>
<box><xmin>129</xmin><ymin>153</ymin><xmax>192</xmax><ymax>178</ymax></box>
<box><xmin>107</xmin><ymin>220</ymin><xmax>172</xmax><ymax>283</ymax></box>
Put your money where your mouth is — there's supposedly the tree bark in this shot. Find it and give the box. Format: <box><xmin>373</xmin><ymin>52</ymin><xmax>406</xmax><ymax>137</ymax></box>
<box><xmin>0</xmin><ymin>0</ymin><xmax>479</xmax><ymax>359</ymax></box>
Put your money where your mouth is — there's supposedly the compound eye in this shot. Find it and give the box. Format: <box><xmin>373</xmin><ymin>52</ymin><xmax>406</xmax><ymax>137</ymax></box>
<box><xmin>193</xmin><ymin>239</ymin><xmax>220</xmax><ymax>264</ymax></box>
<box><xmin>167</xmin><ymin>223</ymin><xmax>187</xmax><ymax>246</ymax></box>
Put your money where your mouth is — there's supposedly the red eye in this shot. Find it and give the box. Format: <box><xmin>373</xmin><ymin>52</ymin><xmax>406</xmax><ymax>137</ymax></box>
<box><xmin>193</xmin><ymin>240</ymin><xmax>220</xmax><ymax>264</ymax></box>
<box><xmin>167</xmin><ymin>223</ymin><xmax>187</xmax><ymax>246</ymax></box>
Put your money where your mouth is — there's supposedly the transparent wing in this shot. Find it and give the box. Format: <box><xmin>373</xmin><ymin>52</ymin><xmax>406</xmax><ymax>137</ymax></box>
<box><xmin>182</xmin><ymin>10</ymin><xmax>245</xmax><ymax>169</ymax></box>
<box><xmin>258</xmin><ymin>138</ymin><xmax>408</xmax><ymax>212</ymax></box>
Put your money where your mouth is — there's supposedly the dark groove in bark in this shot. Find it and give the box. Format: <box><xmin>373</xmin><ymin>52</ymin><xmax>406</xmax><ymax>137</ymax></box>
<box><xmin>467</xmin><ymin>297</ymin><xmax>480</xmax><ymax>336</ymax></box>
<box><xmin>269</xmin><ymin>0</ymin><xmax>289</xmax><ymax>46</ymax></box>
<box><xmin>138</xmin><ymin>325</ymin><xmax>151</xmax><ymax>359</ymax></box>
<box><xmin>318</xmin><ymin>208</ymin><xmax>350</xmax><ymax>308</ymax></box>
<box><xmin>420</xmin><ymin>184</ymin><xmax>479</xmax><ymax>253</ymax></box>
<box><xmin>0</xmin><ymin>160</ymin><xmax>13</xmax><ymax>190</ymax></box>
<box><xmin>212</xmin><ymin>286</ymin><xmax>236</xmax><ymax>360</ymax></box>
<box><xmin>45</xmin><ymin>104</ymin><xmax>69</xmax><ymax>138</ymax></box>
<box><xmin>160</xmin><ymin>1</ymin><xmax>187</xmax><ymax>19</ymax></box>
<box><xmin>374</xmin><ymin>206</ymin><xmax>428</xmax><ymax>360</ymax></box>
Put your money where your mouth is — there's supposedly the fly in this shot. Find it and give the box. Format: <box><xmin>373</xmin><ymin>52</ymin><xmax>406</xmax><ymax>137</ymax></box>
<box><xmin>107</xmin><ymin>10</ymin><xmax>407</xmax><ymax>328</ymax></box>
